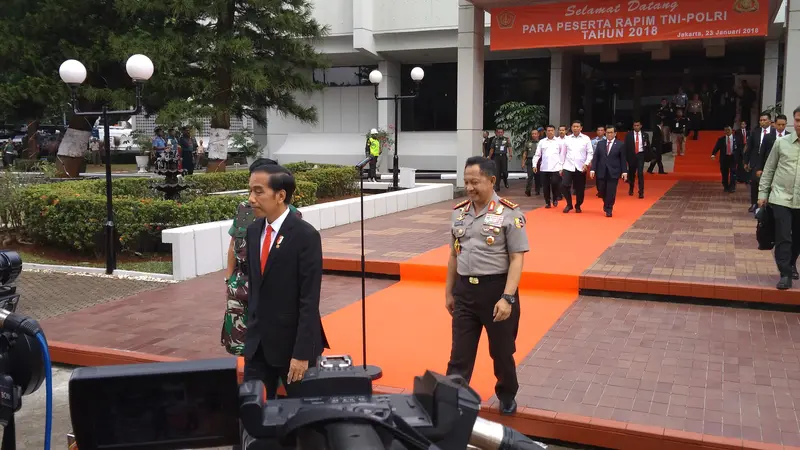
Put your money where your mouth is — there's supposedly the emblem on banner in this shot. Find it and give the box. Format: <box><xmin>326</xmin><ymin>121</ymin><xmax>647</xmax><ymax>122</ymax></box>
<box><xmin>733</xmin><ymin>0</ymin><xmax>759</xmax><ymax>13</ymax></box>
<box><xmin>496</xmin><ymin>10</ymin><xmax>516</xmax><ymax>29</ymax></box>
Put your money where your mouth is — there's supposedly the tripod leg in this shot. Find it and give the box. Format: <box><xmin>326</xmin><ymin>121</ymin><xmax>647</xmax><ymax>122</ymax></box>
<box><xmin>1</xmin><ymin>414</ymin><xmax>16</xmax><ymax>450</ymax></box>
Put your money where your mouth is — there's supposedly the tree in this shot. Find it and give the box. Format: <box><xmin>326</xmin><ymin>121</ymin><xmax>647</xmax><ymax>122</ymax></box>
<box><xmin>116</xmin><ymin>0</ymin><xmax>330</xmax><ymax>171</ymax></box>
<box><xmin>494</xmin><ymin>101</ymin><xmax>547</xmax><ymax>157</ymax></box>
<box><xmin>0</xmin><ymin>0</ymin><xmax>202</xmax><ymax>176</ymax></box>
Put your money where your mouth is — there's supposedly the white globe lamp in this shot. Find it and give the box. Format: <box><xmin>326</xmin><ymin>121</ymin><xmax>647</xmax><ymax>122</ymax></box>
<box><xmin>368</xmin><ymin>69</ymin><xmax>383</xmax><ymax>85</ymax></box>
<box><xmin>410</xmin><ymin>66</ymin><xmax>425</xmax><ymax>82</ymax></box>
<box><xmin>126</xmin><ymin>54</ymin><xmax>154</xmax><ymax>82</ymax></box>
<box><xmin>59</xmin><ymin>60</ymin><xmax>87</xmax><ymax>85</ymax></box>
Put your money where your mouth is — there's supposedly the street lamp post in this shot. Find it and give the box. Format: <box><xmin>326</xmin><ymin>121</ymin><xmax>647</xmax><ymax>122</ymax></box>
<box><xmin>59</xmin><ymin>55</ymin><xmax>154</xmax><ymax>275</ymax></box>
<box><xmin>368</xmin><ymin>67</ymin><xmax>424</xmax><ymax>191</ymax></box>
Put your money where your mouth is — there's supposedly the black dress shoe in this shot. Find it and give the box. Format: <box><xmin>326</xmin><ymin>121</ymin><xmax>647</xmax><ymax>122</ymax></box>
<box><xmin>525</xmin><ymin>190</ymin><xmax>531</xmax><ymax>197</ymax></box>
<box><xmin>639</xmin><ymin>193</ymin><xmax>644</xmax><ymax>199</ymax></box>
<box><xmin>793</xmin><ymin>267</ymin><xmax>799</xmax><ymax>280</ymax></box>
<box><xmin>575</xmin><ymin>206</ymin><xmax>582</xmax><ymax>213</ymax></box>
<box><xmin>554</xmin><ymin>200</ymin><xmax>559</xmax><ymax>207</ymax></box>
<box><xmin>659</xmin><ymin>171</ymin><xmax>668</xmax><ymax>175</ymax></box>
<box><xmin>545</xmin><ymin>204</ymin><xmax>551</xmax><ymax>209</ymax></box>
<box><xmin>777</xmin><ymin>276</ymin><xmax>792</xmax><ymax>290</ymax></box>
<box><xmin>500</xmin><ymin>399</ymin><xmax>517</xmax><ymax>415</ymax></box>
<box><xmin>629</xmin><ymin>190</ymin><xmax>634</xmax><ymax>196</ymax></box>
<box><xmin>563</xmin><ymin>205</ymin><xmax>573</xmax><ymax>213</ymax></box>
<box><xmin>606</xmin><ymin>211</ymin><xmax>613</xmax><ymax>218</ymax></box>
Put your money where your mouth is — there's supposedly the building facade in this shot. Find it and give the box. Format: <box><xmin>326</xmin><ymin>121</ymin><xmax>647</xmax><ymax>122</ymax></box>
<box><xmin>264</xmin><ymin>0</ymin><xmax>796</xmax><ymax>187</ymax></box>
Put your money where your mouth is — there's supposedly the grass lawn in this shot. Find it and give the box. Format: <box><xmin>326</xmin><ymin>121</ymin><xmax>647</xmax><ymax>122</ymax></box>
<box><xmin>17</xmin><ymin>251</ymin><xmax>173</xmax><ymax>274</ymax></box>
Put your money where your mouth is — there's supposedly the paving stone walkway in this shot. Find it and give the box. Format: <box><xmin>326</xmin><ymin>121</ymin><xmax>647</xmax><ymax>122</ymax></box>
<box><xmin>518</xmin><ymin>295</ymin><xmax>800</xmax><ymax>447</ymax></box>
<box><xmin>14</xmin><ymin>271</ymin><xmax>162</xmax><ymax>320</ymax></box>
<box><xmin>320</xmin><ymin>180</ymin><xmax>549</xmax><ymax>262</ymax></box>
<box><xmin>583</xmin><ymin>181</ymin><xmax>781</xmax><ymax>294</ymax></box>
<box><xmin>40</xmin><ymin>272</ymin><xmax>396</xmax><ymax>360</ymax></box>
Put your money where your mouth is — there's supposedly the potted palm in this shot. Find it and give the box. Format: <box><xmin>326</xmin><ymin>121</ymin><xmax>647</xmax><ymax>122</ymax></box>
<box><xmin>130</xmin><ymin>131</ymin><xmax>153</xmax><ymax>173</ymax></box>
<box><xmin>231</xmin><ymin>130</ymin><xmax>260</xmax><ymax>165</ymax></box>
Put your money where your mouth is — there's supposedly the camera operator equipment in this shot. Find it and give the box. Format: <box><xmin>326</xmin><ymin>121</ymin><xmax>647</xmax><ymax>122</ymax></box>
<box><xmin>1</xmin><ymin>251</ymin><xmax>55</xmax><ymax>450</ymax></box>
<box><xmin>69</xmin><ymin>355</ymin><xmax>544</xmax><ymax>450</ymax></box>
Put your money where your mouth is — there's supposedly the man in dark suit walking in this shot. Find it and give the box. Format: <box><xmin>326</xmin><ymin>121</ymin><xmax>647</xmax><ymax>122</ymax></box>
<box><xmin>747</xmin><ymin>113</ymin><xmax>777</xmax><ymax>212</ymax></box>
<box><xmin>244</xmin><ymin>163</ymin><xmax>329</xmax><ymax>398</ymax></box>
<box><xmin>647</xmin><ymin>120</ymin><xmax>668</xmax><ymax>175</ymax></box>
<box><xmin>624</xmin><ymin>120</ymin><xmax>651</xmax><ymax>199</ymax></box>
<box><xmin>711</xmin><ymin>126</ymin><xmax>739</xmax><ymax>193</ymax></box>
<box><xmin>591</xmin><ymin>125</ymin><xmax>628</xmax><ymax>217</ymax></box>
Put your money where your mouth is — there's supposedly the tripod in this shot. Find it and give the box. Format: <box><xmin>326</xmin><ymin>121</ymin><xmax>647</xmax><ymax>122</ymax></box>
<box><xmin>355</xmin><ymin>157</ymin><xmax>383</xmax><ymax>381</ymax></box>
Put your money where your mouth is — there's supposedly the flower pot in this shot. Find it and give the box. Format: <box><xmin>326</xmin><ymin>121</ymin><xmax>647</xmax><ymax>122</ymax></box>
<box><xmin>246</xmin><ymin>156</ymin><xmax>256</xmax><ymax>166</ymax></box>
<box><xmin>135</xmin><ymin>155</ymin><xmax>150</xmax><ymax>173</ymax></box>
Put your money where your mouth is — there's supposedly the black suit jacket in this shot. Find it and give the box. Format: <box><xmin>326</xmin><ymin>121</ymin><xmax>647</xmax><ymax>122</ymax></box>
<box><xmin>711</xmin><ymin>135</ymin><xmax>738</xmax><ymax>161</ymax></box>
<box><xmin>734</xmin><ymin>128</ymin><xmax>749</xmax><ymax>158</ymax></box>
<box><xmin>624</xmin><ymin>130</ymin><xmax>652</xmax><ymax>163</ymax></box>
<box><xmin>244</xmin><ymin>211</ymin><xmax>329</xmax><ymax>366</ymax></box>
<box><xmin>747</xmin><ymin>127</ymin><xmax>777</xmax><ymax>171</ymax></box>
<box><xmin>652</xmin><ymin>126</ymin><xmax>664</xmax><ymax>153</ymax></box>
<box><xmin>592</xmin><ymin>139</ymin><xmax>627</xmax><ymax>179</ymax></box>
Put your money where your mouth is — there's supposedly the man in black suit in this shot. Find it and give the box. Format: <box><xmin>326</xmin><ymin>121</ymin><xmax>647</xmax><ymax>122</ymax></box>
<box><xmin>747</xmin><ymin>113</ymin><xmax>777</xmax><ymax>212</ymax></box>
<box><xmin>711</xmin><ymin>126</ymin><xmax>738</xmax><ymax>193</ymax></box>
<box><xmin>624</xmin><ymin>120</ymin><xmax>651</xmax><ymax>199</ymax></box>
<box><xmin>591</xmin><ymin>125</ymin><xmax>628</xmax><ymax>218</ymax></box>
<box><xmin>244</xmin><ymin>163</ymin><xmax>329</xmax><ymax>398</ymax></box>
<box><xmin>647</xmin><ymin>120</ymin><xmax>668</xmax><ymax>175</ymax></box>
<box><xmin>734</xmin><ymin>121</ymin><xmax>750</xmax><ymax>185</ymax></box>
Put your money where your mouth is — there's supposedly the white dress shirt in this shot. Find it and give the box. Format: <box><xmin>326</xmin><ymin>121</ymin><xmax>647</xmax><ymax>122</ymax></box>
<box><xmin>632</xmin><ymin>131</ymin><xmax>645</xmax><ymax>153</ymax></box>
<box><xmin>532</xmin><ymin>137</ymin><xmax>564</xmax><ymax>172</ymax></box>
<box><xmin>759</xmin><ymin>126</ymin><xmax>772</xmax><ymax>147</ymax></box>
<box><xmin>260</xmin><ymin>206</ymin><xmax>291</xmax><ymax>254</ymax></box>
<box><xmin>561</xmin><ymin>133</ymin><xmax>593</xmax><ymax>172</ymax></box>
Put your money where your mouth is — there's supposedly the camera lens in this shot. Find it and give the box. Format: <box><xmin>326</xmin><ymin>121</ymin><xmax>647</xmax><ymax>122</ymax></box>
<box><xmin>0</xmin><ymin>250</ymin><xmax>22</xmax><ymax>286</ymax></box>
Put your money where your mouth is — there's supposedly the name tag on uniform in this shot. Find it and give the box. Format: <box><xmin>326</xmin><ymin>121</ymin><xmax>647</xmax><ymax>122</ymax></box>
<box><xmin>500</xmin><ymin>145</ymin><xmax>505</xmax><ymax>152</ymax></box>
<box><xmin>484</xmin><ymin>215</ymin><xmax>504</xmax><ymax>227</ymax></box>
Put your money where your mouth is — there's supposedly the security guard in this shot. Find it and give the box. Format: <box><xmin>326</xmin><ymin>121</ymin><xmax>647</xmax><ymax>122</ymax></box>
<box><xmin>445</xmin><ymin>156</ymin><xmax>529</xmax><ymax>415</ymax></box>
<box><xmin>489</xmin><ymin>128</ymin><xmax>512</xmax><ymax>191</ymax></box>
<box><xmin>366</xmin><ymin>129</ymin><xmax>381</xmax><ymax>182</ymax></box>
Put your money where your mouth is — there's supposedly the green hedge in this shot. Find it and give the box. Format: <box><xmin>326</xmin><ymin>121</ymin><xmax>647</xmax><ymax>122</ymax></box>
<box><xmin>15</xmin><ymin>163</ymin><xmax>356</xmax><ymax>253</ymax></box>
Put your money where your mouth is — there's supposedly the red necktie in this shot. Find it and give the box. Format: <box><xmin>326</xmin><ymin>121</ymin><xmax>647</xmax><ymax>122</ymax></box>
<box><xmin>261</xmin><ymin>224</ymin><xmax>273</xmax><ymax>274</ymax></box>
<box><xmin>727</xmin><ymin>137</ymin><xmax>732</xmax><ymax>155</ymax></box>
<box><xmin>635</xmin><ymin>132</ymin><xmax>640</xmax><ymax>153</ymax></box>
<box><xmin>607</xmin><ymin>140</ymin><xmax>612</xmax><ymax>155</ymax></box>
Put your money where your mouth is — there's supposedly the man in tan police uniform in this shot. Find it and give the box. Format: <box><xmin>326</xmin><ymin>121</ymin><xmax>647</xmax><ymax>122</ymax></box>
<box><xmin>445</xmin><ymin>156</ymin><xmax>529</xmax><ymax>415</ymax></box>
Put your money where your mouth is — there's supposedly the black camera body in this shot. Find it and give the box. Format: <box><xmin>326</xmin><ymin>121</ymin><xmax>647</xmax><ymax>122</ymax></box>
<box><xmin>69</xmin><ymin>355</ymin><xmax>483</xmax><ymax>450</ymax></box>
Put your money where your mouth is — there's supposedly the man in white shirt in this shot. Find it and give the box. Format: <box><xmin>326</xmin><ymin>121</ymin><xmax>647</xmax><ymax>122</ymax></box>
<box><xmin>559</xmin><ymin>120</ymin><xmax>593</xmax><ymax>213</ymax></box>
<box><xmin>532</xmin><ymin>125</ymin><xmax>564</xmax><ymax>209</ymax></box>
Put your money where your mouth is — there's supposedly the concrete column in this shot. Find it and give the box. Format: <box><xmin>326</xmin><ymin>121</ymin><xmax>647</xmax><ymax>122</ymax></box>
<box><xmin>785</xmin><ymin>0</ymin><xmax>800</xmax><ymax>132</ymax></box>
<box><xmin>762</xmin><ymin>40</ymin><xmax>780</xmax><ymax>113</ymax></box>
<box><xmin>377</xmin><ymin>60</ymin><xmax>400</xmax><ymax>173</ymax></box>
<box><xmin>456</xmin><ymin>1</ymin><xmax>485</xmax><ymax>188</ymax></box>
<box><xmin>549</xmin><ymin>51</ymin><xmax>573</xmax><ymax>126</ymax></box>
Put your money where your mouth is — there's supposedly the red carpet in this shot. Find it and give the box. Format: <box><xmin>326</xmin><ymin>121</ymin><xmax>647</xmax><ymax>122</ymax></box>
<box><xmin>322</xmin><ymin>180</ymin><xmax>676</xmax><ymax>399</ymax></box>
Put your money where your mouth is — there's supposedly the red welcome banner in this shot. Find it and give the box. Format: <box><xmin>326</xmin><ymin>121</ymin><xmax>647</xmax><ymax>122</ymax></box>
<box><xmin>490</xmin><ymin>0</ymin><xmax>769</xmax><ymax>51</ymax></box>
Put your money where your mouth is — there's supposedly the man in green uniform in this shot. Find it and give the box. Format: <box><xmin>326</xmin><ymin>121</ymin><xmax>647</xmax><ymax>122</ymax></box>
<box><xmin>445</xmin><ymin>156</ymin><xmax>529</xmax><ymax>415</ymax></box>
<box><xmin>366</xmin><ymin>128</ymin><xmax>381</xmax><ymax>182</ymax></box>
<box><xmin>489</xmin><ymin>128</ymin><xmax>512</xmax><ymax>191</ymax></box>
<box><xmin>522</xmin><ymin>128</ymin><xmax>541</xmax><ymax>197</ymax></box>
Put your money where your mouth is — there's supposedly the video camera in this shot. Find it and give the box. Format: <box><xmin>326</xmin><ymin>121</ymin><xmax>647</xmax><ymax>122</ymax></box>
<box><xmin>69</xmin><ymin>355</ymin><xmax>542</xmax><ymax>450</ymax></box>
<box><xmin>1</xmin><ymin>250</ymin><xmax>48</xmax><ymax>450</ymax></box>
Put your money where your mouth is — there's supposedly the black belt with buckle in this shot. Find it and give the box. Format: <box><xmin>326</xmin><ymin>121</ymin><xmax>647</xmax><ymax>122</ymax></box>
<box><xmin>460</xmin><ymin>274</ymin><xmax>507</xmax><ymax>285</ymax></box>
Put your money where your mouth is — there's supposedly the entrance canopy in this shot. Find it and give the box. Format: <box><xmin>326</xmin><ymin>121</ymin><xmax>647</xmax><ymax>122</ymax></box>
<box><xmin>470</xmin><ymin>0</ymin><xmax>784</xmax><ymax>51</ymax></box>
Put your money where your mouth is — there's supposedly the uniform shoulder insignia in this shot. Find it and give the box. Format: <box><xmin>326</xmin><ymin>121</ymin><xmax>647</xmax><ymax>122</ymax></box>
<box><xmin>499</xmin><ymin>198</ymin><xmax>519</xmax><ymax>209</ymax></box>
<box><xmin>454</xmin><ymin>199</ymin><xmax>470</xmax><ymax>210</ymax></box>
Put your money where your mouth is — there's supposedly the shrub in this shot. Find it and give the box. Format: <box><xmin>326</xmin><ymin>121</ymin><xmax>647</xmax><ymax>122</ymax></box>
<box><xmin>17</xmin><ymin>171</ymin><xmax>319</xmax><ymax>253</ymax></box>
<box><xmin>295</xmin><ymin>166</ymin><xmax>358</xmax><ymax>198</ymax></box>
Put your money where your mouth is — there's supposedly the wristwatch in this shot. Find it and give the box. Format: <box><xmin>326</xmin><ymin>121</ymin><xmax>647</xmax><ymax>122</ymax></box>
<box><xmin>501</xmin><ymin>294</ymin><xmax>516</xmax><ymax>304</ymax></box>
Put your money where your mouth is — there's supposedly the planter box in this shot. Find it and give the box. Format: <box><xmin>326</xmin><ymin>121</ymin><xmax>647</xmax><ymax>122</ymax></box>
<box><xmin>162</xmin><ymin>183</ymin><xmax>453</xmax><ymax>280</ymax></box>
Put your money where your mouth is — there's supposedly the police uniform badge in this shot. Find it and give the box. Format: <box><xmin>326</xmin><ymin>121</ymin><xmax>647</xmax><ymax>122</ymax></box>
<box><xmin>499</xmin><ymin>198</ymin><xmax>519</xmax><ymax>209</ymax></box>
<box><xmin>486</xmin><ymin>236</ymin><xmax>495</xmax><ymax>245</ymax></box>
<box><xmin>514</xmin><ymin>217</ymin><xmax>525</xmax><ymax>229</ymax></box>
